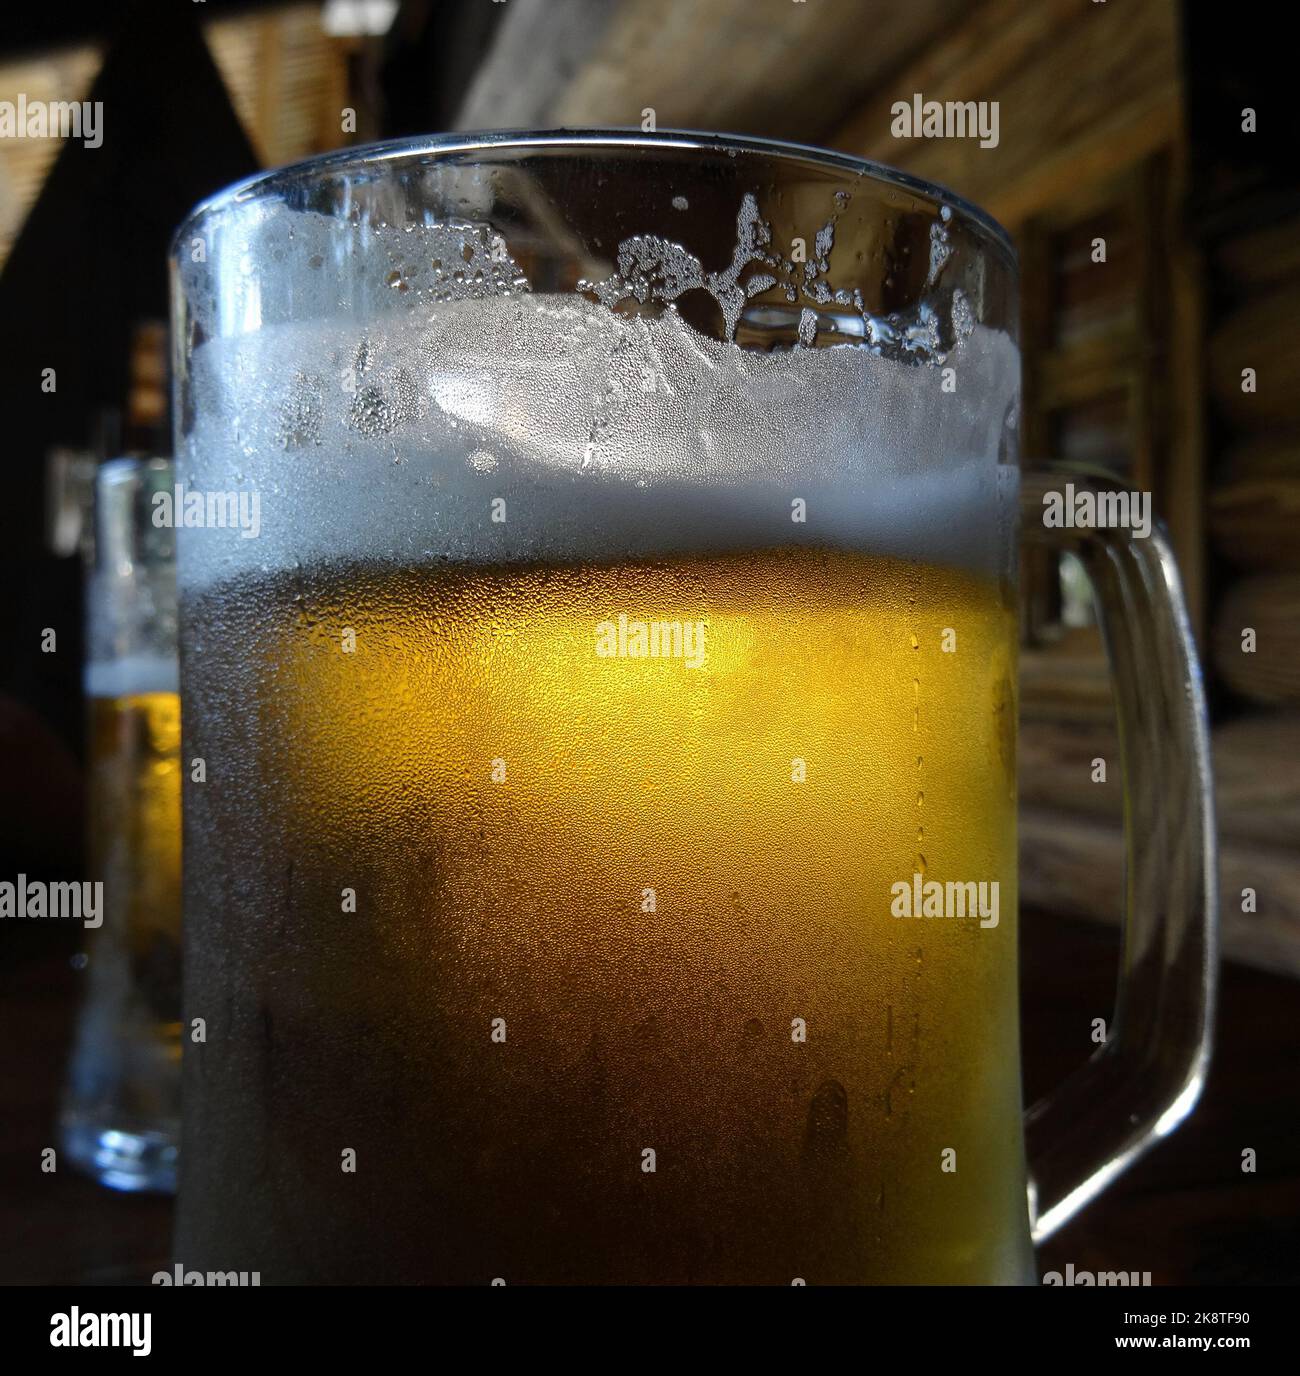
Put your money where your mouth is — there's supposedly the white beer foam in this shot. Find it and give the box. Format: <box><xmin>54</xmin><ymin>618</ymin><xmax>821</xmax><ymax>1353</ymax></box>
<box><xmin>178</xmin><ymin>285</ymin><xmax>1019</xmax><ymax>590</ymax></box>
<box><xmin>85</xmin><ymin>653</ymin><xmax>180</xmax><ymax>698</ymax></box>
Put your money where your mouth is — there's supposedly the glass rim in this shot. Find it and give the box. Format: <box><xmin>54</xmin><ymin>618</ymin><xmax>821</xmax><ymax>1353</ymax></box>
<box><xmin>173</xmin><ymin>126</ymin><xmax>1017</xmax><ymax>264</ymax></box>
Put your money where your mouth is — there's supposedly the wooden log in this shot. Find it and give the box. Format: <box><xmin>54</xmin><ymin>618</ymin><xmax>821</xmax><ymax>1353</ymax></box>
<box><xmin>1019</xmin><ymin>717</ymin><xmax>1121</xmax><ymax>821</ymax></box>
<box><xmin>1020</xmin><ymin>806</ymin><xmax>1300</xmax><ymax>977</ymax></box>
<box><xmin>1210</xmin><ymin>477</ymin><xmax>1300</xmax><ymax>568</ymax></box>
<box><xmin>1019</xmin><ymin>711</ymin><xmax>1300</xmax><ymax>849</ymax></box>
<box><xmin>1218</xmin><ymin>435</ymin><xmax>1300</xmax><ymax>482</ymax></box>
<box><xmin>1208</xmin><ymin>289</ymin><xmax>1300</xmax><ymax>430</ymax></box>
<box><xmin>1211</xmin><ymin>712</ymin><xmax>1300</xmax><ymax>848</ymax></box>
<box><xmin>1213</xmin><ymin>217</ymin><xmax>1300</xmax><ymax>294</ymax></box>
<box><xmin>1212</xmin><ymin>574</ymin><xmax>1300</xmax><ymax>704</ymax></box>
<box><xmin>1019</xmin><ymin>631</ymin><xmax>1115</xmax><ymax>724</ymax></box>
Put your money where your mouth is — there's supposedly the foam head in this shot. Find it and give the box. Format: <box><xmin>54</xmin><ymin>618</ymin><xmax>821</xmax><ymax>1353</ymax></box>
<box><xmin>178</xmin><ymin>202</ymin><xmax>1020</xmax><ymax>589</ymax></box>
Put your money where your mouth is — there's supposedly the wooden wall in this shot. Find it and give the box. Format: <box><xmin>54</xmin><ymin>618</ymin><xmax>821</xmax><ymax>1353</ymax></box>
<box><xmin>836</xmin><ymin>0</ymin><xmax>1297</xmax><ymax>975</ymax></box>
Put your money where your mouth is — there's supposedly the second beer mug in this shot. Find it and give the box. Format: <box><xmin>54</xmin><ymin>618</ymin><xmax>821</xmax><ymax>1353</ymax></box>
<box><xmin>172</xmin><ymin>131</ymin><xmax>1216</xmax><ymax>1284</ymax></box>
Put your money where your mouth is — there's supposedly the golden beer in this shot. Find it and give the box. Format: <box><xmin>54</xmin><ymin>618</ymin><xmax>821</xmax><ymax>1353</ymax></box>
<box><xmin>88</xmin><ymin>691</ymin><xmax>184</xmax><ymax>1007</ymax></box>
<box><xmin>177</xmin><ymin>545</ymin><xmax>1027</xmax><ymax>1283</ymax></box>
<box><xmin>62</xmin><ymin>685</ymin><xmax>183</xmax><ymax>1184</ymax></box>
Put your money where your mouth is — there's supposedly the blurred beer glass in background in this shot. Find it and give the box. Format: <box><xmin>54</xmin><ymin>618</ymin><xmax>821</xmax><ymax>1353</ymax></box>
<box><xmin>60</xmin><ymin>456</ymin><xmax>182</xmax><ymax>1193</ymax></box>
<box><xmin>172</xmin><ymin>132</ymin><xmax>1214</xmax><ymax>1282</ymax></box>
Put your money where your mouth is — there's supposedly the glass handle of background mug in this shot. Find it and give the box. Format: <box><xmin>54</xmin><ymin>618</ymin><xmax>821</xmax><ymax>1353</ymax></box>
<box><xmin>1019</xmin><ymin>467</ymin><xmax>1219</xmax><ymax>1243</ymax></box>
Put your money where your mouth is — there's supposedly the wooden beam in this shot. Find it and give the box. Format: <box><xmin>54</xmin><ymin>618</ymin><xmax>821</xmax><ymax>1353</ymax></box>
<box><xmin>455</xmin><ymin>0</ymin><xmax>618</xmax><ymax>132</ymax></box>
<box><xmin>832</xmin><ymin>0</ymin><xmax>1181</xmax><ymax>232</ymax></box>
<box><xmin>456</xmin><ymin>0</ymin><xmax>968</xmax><ymax>144</ymax></box>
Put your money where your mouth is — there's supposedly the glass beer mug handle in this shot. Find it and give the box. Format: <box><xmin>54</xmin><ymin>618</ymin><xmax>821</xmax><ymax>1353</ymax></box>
<box><xmin>1019</xmin><ymin>468</ymin><xmax>1219</xmax><ymax>1243</ymax></box>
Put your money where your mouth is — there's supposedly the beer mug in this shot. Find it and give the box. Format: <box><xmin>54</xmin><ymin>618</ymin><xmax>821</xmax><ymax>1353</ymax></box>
<box><xmin>62</xmin><ymin>456</ymin><xmax>182</xmax><ymax>1193</ymax></box>
<box><xmin>171</xmin><ymin>132</ymin><xmax>1216</xmax><ymax>1284</ymax></box>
